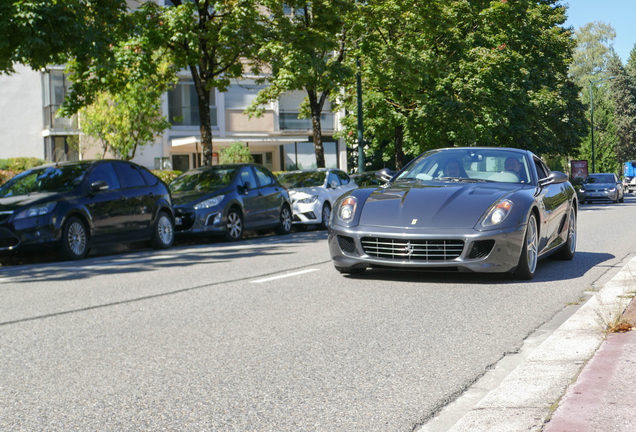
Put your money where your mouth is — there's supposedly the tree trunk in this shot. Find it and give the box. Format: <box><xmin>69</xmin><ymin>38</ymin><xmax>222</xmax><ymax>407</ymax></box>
<box><xmin>191</xmin><ymin>65</ymin><xmax>213</xmax><ymax>166</ymax></box>
<box><xmin>394</xmin><ymin>124</ymin><xmax>404</xmax><ymax>170</ymax></box>
<box><xmin>308</xmin><ymin>89</ymin><xmax>327</xmax><ymax>168</ymax></box>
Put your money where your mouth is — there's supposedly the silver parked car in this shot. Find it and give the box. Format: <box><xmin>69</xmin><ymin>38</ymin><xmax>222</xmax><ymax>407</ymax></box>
<box><xmin>277</xmin><ymin>168</ymin><xmax>357</xmax><ymax>229</ymax></box>
<box><xmin>328</xmin><ymin>147</ymin><xmax>578</xmax><ymax>280</ymax></box>
<box><xmin>578</xmin><ymin>173</ymin><xmax>624</xmax><ymax>204</ymax></box>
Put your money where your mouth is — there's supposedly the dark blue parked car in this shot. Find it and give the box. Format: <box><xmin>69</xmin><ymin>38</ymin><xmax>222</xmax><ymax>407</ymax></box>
<box><xmin>170</xmin><ymin>163</ymin><xmax>292</xmax><ymax>241</ymax></box>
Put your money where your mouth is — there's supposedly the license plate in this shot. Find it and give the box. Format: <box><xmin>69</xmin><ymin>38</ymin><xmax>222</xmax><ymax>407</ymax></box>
<box><xmin>175</xmin><ymin>217</ymin><xmax>182</xmax><ymax>226</ymax></box>
<box><xmin>591</xmin><ymin>193</ymin><xmax>602</xmax><ymax>197</ymax></box>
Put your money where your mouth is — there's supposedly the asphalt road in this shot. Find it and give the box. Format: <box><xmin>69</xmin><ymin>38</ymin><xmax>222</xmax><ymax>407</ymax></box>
<box><xmin>1</xmin><ymin>196</ymin><xmax>635</xmax><ymax>431</ymax></box>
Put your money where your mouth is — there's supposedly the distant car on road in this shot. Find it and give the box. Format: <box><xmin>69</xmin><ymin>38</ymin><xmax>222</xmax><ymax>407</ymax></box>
<box><xmin>0</xmin><ymin>160</ymin><xmax>174</xmax><ymax>260</ymax></box>
<box><xmin>578</xmin><ymin>173</ymin><xmax>624</xmax><ymax>204</ymax></box>
<box><xmin>170</xmin><ymin>164</ymin><xmax>292</xmax><ymax>241</ymax></box>
<box><xmin>277</xmin><ymin>168</ymin><xmax>357</xmax><ymax>229</ymax></box>
<box><xmin>329</xmin><ymin>147</ymin><xmax>578</xmax><ymax>280</ymax></box>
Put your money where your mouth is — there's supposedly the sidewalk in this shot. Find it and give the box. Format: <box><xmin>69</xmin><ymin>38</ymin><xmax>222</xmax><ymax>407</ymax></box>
<box><xmin>420</xmin><ymin>256</ymin><xmax>636</xmax><ymax>432</ymax></box>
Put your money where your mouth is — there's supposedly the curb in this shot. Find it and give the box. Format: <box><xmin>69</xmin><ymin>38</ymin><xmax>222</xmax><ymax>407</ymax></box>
<box><xmin>425</xmin><ymin>256</ymin><xmax>636</xmax><ymax>432</ymax></box>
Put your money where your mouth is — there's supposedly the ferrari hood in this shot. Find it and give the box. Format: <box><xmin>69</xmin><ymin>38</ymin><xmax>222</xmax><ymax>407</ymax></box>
<box><xmin>359</xmin><ymin>183</ymin><xmax>523</xmax><ymax>228</ymax></box>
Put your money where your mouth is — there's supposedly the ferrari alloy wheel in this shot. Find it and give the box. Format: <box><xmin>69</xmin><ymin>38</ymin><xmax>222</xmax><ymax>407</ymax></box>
<box><xmin>513</xmin><ymin>213</ymin><xmax>538</xmax><ymax>280</ymax></box>
<box><xmin>275</xmin><ymin>205</ymin><xmax>292</xmax><ymax>235</ymax></box>
<box><xmin>319</xmin><ymin>203</ymin><xmax>331</xmax><ymax>230</ymax></box>
<box><xmin>62</xmin><ymin>216</ymin><xmax>89</xmax><ymax>260</ymax></box>
<box><xmin>224</xmin><ymin>208</ymin><xmax>243</xmax><ymax>241</ymax></box>
<box><xmin>151</xmin><ymin>211</ymin><xmax>174</xmax><ymax>249</ymax></box>
<box><xmin>553</xmin><ymin>207</ymin><xmax>576</xmax><ymax>260</ymax></box>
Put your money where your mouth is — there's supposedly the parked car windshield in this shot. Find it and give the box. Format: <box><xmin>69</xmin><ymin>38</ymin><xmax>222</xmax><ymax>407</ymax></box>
<box><xmin>396</xmin><ymin>148</ymin><xmax>531</xmax><ymax>184</ymax></box>
<box><xmin>170</xmin><ymin>167</ymin><xmax>237</xmax><ymax>193</ymax></box>
<box><xmin>0</xmin><ymin>163</ymin><xmax>90</xmax><ymax>198</ymax></box>
<box><xmin>278</xmin><ymin>171</ymin><xmax>326</xmax><ymax>188</ymax></box>
<box><xmin>584</xmin><ymin>174</ymin><xmax>615</xmax><ymax>184</ymax></box>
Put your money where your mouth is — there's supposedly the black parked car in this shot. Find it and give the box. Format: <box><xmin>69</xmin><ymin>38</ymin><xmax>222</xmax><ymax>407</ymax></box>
<box><xmin>0</xmin><ymin>160</ymin><xmax>174</xmax><ymax>260</ymax></box>
<box><xmin>170</xmin><ymin>163</ymin><xmax>292</xmax><ymax>241</ymax></box>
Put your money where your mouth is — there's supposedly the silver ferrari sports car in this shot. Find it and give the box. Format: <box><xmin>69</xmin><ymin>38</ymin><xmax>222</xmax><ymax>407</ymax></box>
<box><xmin>328</xmin><ymin>147</ymin><xmax>577</xmax><ymax>280</ymax></box>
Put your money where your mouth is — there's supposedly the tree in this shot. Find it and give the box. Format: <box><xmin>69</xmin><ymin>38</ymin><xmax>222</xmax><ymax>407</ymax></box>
<box><xmin>81</xmin><ymin>80</ymin><xmax>172</xmax><ymax>160</ymax></box>
<box><xmin>569</xmin><ymin>21</ymin><xmax>617</xmax><ymax>87</ymax></box>
<box><xmin>219</xmin><ymin>142</ymin><xmax>254</xmax><ymax>163</ymax></box>
<box><xmin>607</xmin><ymin>54</ymin><xmax>636</xmax><ymax>168</ymax></box>
<box><xmin>246</xmin><ymin>0</ymin><xmax>355</xmax><ymax>168</ymax></box>
<box><xmin>0</xmin><ymin>0</ymin><xmax>128</xmax><ymax>74</ymax></box>
<box><xmin>340</xmin><ymin>0</ymin><xmax>587</xmax><ymax>166</ymax></box>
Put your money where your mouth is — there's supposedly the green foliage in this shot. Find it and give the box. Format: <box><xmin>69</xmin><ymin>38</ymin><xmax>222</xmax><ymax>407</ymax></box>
<box><xmin>1</xmin><ymin>0</ymin><xmax>128</xmax><ymax>74</ymax></box>
<box><xmin>219</xmin><ymin>142</ymin><xmax>254</xmax><ymax>164</ymax></box>
<box><xmin>151</xmin><ymin>170</ymin><xmax>182</xmax><ymax>184</ymax></box>
<box><xmin>0</xmin><ymin>157</ymin><xmax>46</xmax><ymax>171</ymax></box>
<box><xmin>607</xmin><ymin>54</ymin><xmax>636</xmax><ymax>165</ymax></box>
<box><xmin>340</xmin><ymin>0</ymin><xmax>587</xmax><ymax>168</ymax></box>
<box><xmin>81</xmin><ymin>79</ymin><xmax>172</xmax><ymax>160</ymax></box>
<box><xmin>569</xmin><ymin>22</ymin><xmax>617</xmax><ymax>87</ymax></box>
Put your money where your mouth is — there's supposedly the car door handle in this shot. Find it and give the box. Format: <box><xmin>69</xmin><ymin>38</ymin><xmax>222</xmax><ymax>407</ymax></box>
<box><xmin>120</xmin><ymin>195</ymin><xmax>126</xmax><ymax>201</ymax></box>
<box><xmin>148</xmin><ymin>192</ymin><xmax>154</xmax><ymax>197</ymax></box>
<box><xmin>258</xmin><ymin>192</ymin><xmax>263</xmax><ymax>196</ymax></box>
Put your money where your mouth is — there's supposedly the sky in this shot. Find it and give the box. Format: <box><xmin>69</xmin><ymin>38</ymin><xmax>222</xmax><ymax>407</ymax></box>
<box><xmin>564</xmin><ymin>0</ymin><xmax>636</xmax><ymax>63</ymax></box>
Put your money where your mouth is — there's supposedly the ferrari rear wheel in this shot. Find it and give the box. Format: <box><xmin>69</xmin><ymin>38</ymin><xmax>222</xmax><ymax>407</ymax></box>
<box><xmin>552</xmin><ymin>207</ymin><xmax>576</xmax><ymax>261</ymax></box>
<box><xmin>513</xmin><ymin>213</ymin><xmax>538</xmax><ymax>280</ymax></box>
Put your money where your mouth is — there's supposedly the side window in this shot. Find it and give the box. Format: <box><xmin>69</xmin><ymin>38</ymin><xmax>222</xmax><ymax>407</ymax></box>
<box><xmin>534</xmin><ymin>159</ymin><xmax>548</xmax><ymax>180</ymax></box>
<box><xmin>88</xmin><ymin>163</ymin><xmax>121</xmax><ymax>190</ymax></box>
<box><xmin>328</xmin><ymin>171</ymin><xmax>341</xmax><ymax>187</ymax></box>
<box><xmin>253</xmin><ymin>165</ymin><xmax>273</xmax><ymax>187</ymax></box>
<box><xmin>114</xmin><ymin>162</ymin><xmax>146</xmax><ymax>188</ymax></box>
<box><xmin>336</xmin><ymin>170</ymin><xmax>350</xmax><ymax>185</ymax></box>
<box><xmin>139</xmin><ymin>166</ymin><xmax>159</xmax><ymax>186</ymax></box>
<box><xmin>238</xmin><ymin>167</ymin><xmax>257</xmax><ymax>189</ymax></box>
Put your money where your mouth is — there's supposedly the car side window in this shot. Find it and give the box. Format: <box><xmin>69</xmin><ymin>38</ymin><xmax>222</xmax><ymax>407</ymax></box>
<box><xmin>114</xmin><ymin>162</ymin><xmax>146</xmax><ymax>188</ymax></box>
<box><xmin>534</xmin><ymin>159</ymin><xmax>548</xmax><ymax>180</ymax></box>
<box><xmin>88</xmin><ymin>163</ymin><xmax>121</xmax><ymax>190</ymax></box>
<box><xmin>328</xmin><ymin>171</ymin><xmax>341</xmax><ymax>187</ymax></box>
<box><xmin>139</xmin><ymin>166</ymin><xmax>158</xmax><ymax>186</ymax></box>
<box><xmin>253</xmin><ymin>165</ymin><xmax>273</xmax><ymax>187</ymax></box>
<box><xmin>336</xmin><ymin>170</ymin><xmax>350</xmax><ymax>185</ymax></box>
<box><xmin>238</xmin><ymin>167</ymin><xmax>257</xmax><ymax>189</ymax></box>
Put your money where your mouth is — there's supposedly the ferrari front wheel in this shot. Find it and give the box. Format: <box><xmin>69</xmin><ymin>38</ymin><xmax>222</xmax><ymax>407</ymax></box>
<box><xmin>513</xmin><ymin>213</ymin><xmax>538</xmax><ymax>280</ymax></box>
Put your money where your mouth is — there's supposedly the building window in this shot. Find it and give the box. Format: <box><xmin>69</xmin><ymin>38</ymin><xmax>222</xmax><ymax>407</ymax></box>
<box><xmin>278</xmin><ymin>90</ymin><xmax>334</xmax><ymax>130</ymax></box>
<box><xmin>42</xmin><ymin>70</ymin><xmax>77</xmax><ymax>131</ymax></box>
<box><xmin>225</xmin><ymin>80</ymin><xmax>266</xmax><ymax>110</ymax></box>
<box><xmin>168</xmin><ymin>82</ymin><xmax>217</xmax><ymax>127</ymax></box>
<box><xmin>283</xmin><ymin>142</ymin><xmax>338</xmax><ymax>170</ymax></box>
<box><xmin>44</xmin><ymin>136</ymin><xmax>79</xmax><ymax>162</ymax></box>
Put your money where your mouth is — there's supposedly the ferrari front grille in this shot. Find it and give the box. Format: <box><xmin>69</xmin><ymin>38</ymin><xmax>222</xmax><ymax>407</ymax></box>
<box><xmin>361</xmin><ymin>237</ymin><xmax>464</xmax><ymax>261</ymax></box>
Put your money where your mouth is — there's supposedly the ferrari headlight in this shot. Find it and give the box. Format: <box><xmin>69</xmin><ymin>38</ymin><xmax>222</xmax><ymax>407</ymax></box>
<box><xmin>482</xmin><ymin>200</ymin><xmax>513</xmax><ymax>227</ymax></box>
<box><xmin>15</xmin><ymin>202</ymin><xmax>57</xmax><ymax>220</ymax></box>
<box><xmin>338</xmin><ymin>197</ymin><xmax>358</xmax><ymax>223</ymax></box>
<box><xmin>297</xmin><ymin>195</ymin><xmax>318</xmax><ymax>204</ymax></box>
<box><xmin>194</xmin><ymin>195</ymin><xmax>224</xmax><ymax>210</ymax></box>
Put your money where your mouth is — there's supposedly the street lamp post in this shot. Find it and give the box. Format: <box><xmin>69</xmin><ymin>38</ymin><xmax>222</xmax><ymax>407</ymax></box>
<box><xmin>356</xmin><ymin>57</ymin><xmax>364</xmax><ymax>172</ymax></box>
<box><xmin>589</xmin><ymin>76</ymin><xmax>615</xmax><ymax>174</ymax></box>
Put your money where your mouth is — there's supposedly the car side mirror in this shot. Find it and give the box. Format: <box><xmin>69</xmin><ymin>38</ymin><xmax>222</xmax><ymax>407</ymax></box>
<box><xmin>242</xmin><ymin>181</ymin><xmax>251</xmax><ymax>194</ymax></box>
<box><xmin>91</xmin><ymin>181</ymin><xmax>109</xmax><ymax>192</ymax></box>
<box><xmin>538</xmin><ymin>171</ymin><xmax>568</xmax><ymax>188</ymax></box>
<box><xmin>330</xmin><ymin>180</ymin><xmax>339</xmax><ymax>188</ymax></box>
<box><xmin>375</xmin><ymin>168</ymin><xmax>393</xmax><ymax>183</ymax></box>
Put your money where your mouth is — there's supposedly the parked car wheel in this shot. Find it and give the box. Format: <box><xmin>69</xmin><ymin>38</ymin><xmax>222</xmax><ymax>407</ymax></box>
<box><xmin>513</xmin><ymin>213</ymin><xmax>538</xmax><ymax>280</ymax></box>
<box><xmin>319</xmin><ymin>203</ymin><xmax>331</xmax><ymax>230</ymax></box>
<box><xmin>61</xmin><ymin>216</ymin><xmax>89</xmax><ymax>260</ymax></box>
<box><xmin>275</xmin><ymin>205</ymin><xmax>292</xmax><ymax>235</ymax></box>
<box><xmin>224</xmin><ymin>208</ymin><xmax>243</xmax><ymax>241</ymax></box>
<box><xmin>151</xmin><ymin>211</ymin><xmax>174</xmax><ymax>249</ymax></box>
<box><xmin>552</xmin><ymin>207</ymin><xmax>576</xmax><ymax>260</ymax></box>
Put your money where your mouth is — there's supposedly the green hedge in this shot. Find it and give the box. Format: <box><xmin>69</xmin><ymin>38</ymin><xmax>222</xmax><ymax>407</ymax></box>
<box><xmin>151</xmin><ymin>170</ymin><xmax>182</xmax><ymax>184</ymax></box>
<box><xmin>0</xmin><ymin>158</ymin><xmax>46</xmax><ymax>185</ymax></box>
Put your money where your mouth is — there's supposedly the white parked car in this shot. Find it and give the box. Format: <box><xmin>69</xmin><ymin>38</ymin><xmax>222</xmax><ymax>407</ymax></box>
<box><xmin>277</xmin><ymin>168</ymin><xmax>357</xmax><ymax>229</ymax></box>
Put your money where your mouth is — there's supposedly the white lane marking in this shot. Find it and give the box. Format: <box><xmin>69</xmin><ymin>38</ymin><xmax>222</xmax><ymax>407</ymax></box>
<box><xmin>250</xmin><ymin>268</ymin><xmax>320</xmax><ymax>284</ymax></box>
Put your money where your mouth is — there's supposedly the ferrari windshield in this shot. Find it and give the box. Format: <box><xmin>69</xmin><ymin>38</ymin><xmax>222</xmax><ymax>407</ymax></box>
<box><xmin>277</xmin><ymin>171</ymin><xmax>326</xmax><ymax>188</ymax></box>
<box><xmin>0</xmin><ymin>163</ymin><xmax>90</xmax><ymax>198</ymax></box>
<box><xmin>170</xmin><ymin>167</ymin><xmax>237</xmax><ymax>193</ymax></box>
<box><xmin>396</xmin><ymin>149</ymin><xmax>531</xmax><ymax>184</ymax></box>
